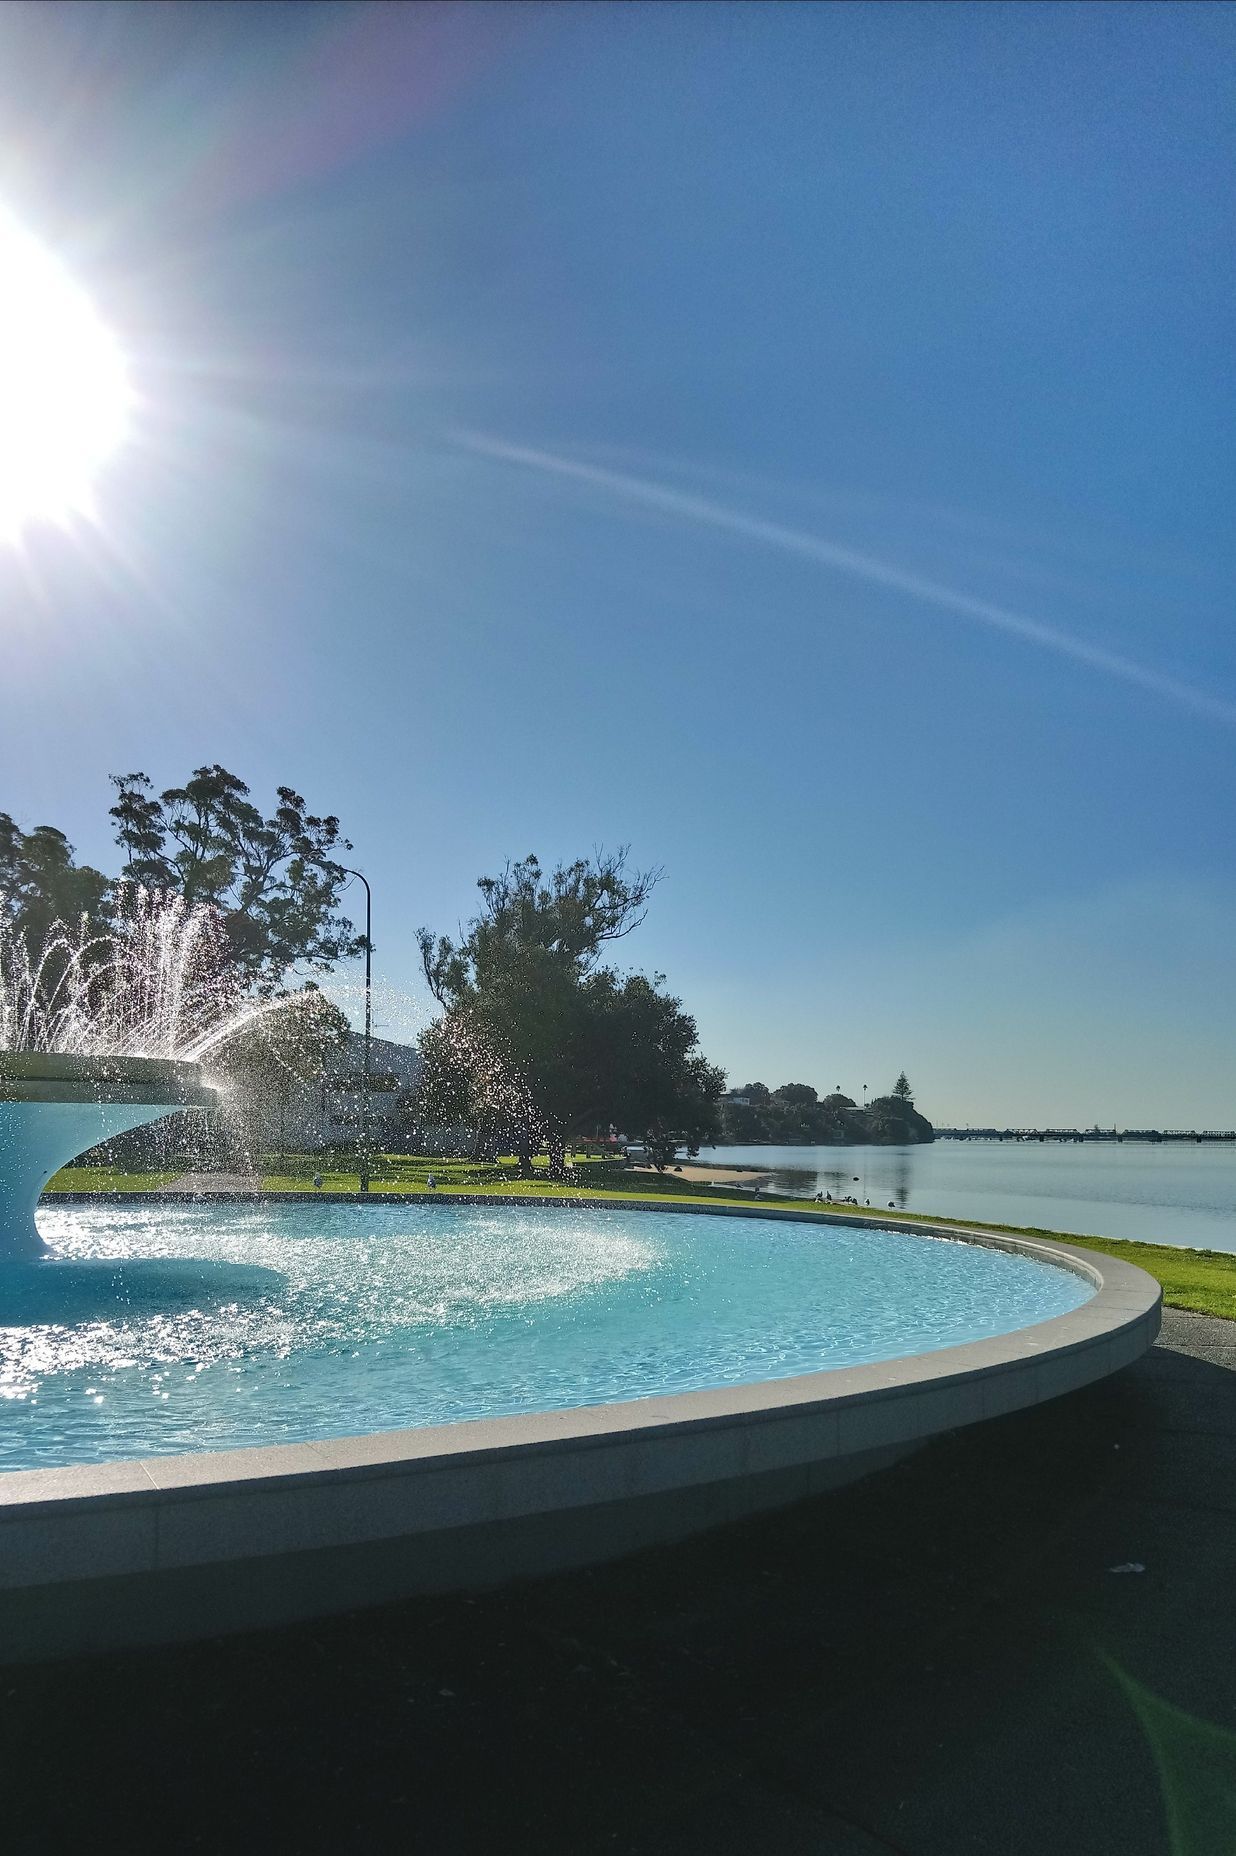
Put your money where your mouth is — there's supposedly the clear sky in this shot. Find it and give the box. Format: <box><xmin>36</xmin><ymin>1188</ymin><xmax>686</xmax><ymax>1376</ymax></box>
<box><xmin>1</xmin><ymin>1</ymin><xmax>1234</xmax><ymax>1127</ymax></box>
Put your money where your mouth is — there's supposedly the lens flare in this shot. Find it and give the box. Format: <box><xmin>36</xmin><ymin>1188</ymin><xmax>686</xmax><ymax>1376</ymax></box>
<box><xmin>0</xmin><ymin>206</ymin><xmax>132</xmax><ymax>540</ymax></box>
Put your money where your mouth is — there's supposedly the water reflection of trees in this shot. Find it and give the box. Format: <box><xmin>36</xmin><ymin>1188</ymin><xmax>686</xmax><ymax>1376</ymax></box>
<box><xmin>761</xmin><ymin>1149</ymin><xmax>918</xmax><ymax>1207</ymax></box>
<box><xmin>769</xmin><ymin>1168</ymin><xmax>821</xmax><ymax>1196</ymax></box>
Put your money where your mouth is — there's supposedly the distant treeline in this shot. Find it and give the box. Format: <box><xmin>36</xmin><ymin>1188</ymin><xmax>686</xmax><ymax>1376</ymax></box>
<box><xmin>938</xmin><ymin>1128</ymin><xmax>1236</xmax><ymax>1143</ymax></box>
<box><xmin>718</xmin><ymin>1078</ymin><xmax>934</xmax><ymax>1146</ymax></box>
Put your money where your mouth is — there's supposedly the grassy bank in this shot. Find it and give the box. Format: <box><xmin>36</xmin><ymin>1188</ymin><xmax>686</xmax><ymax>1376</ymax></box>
<box><xmin>44</xmin><ymin>1155</ymin><xmax>1236</xmax><ymax>1320</ymax></box>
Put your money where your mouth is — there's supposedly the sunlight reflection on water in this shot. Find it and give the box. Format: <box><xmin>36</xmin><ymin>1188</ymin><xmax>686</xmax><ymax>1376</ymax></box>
<box><xmin>0</xmin><ymin>1200</ymin><xmax>1091</xmax><ymax>1472</ymax></box>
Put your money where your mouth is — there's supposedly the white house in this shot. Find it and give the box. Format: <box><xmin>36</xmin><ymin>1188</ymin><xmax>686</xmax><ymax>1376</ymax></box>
<box><xmin>250</xmin><ymin>1031</ymin><xmax>423</xmax><ymax>1152</ymax></box>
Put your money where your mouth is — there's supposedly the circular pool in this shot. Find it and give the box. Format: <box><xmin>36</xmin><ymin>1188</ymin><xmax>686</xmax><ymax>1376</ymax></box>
<box><xmin>0</xmin><ymin>1198</ymin><xmax>1160</xmax><ymax>1663</ymax></box>
<box><xmin>3</xmin><ymin>1198</ymin><xmax>1095</xmax><ymax>1473</ymax></box>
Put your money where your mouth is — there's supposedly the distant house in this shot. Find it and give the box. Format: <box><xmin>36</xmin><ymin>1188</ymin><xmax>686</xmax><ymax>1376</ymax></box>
<box><xmin>253</xmin><ymin>1031</ymin><xmax>422</xmax><ymax>1152</ymax></box>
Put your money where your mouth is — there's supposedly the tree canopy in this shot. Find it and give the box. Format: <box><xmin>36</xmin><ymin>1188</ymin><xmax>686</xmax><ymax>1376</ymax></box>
<box><xmin>3</xmin><ymin>768</ymin><xmax>362</xmax><ymax>1048</ymax></box>
<box><xmin>109</xmin><ymin>767</ymin><xmax>362</xmax><ymax>989</ymax></box>
<box><xmin>718</xmin><ymin>1078</ymin><xmax>932</xmax><ymax>1145</ymax></box>
<box><xmin>0</xmin><ymin>815</ymin><xmax>112</xmax><ymax>950</ymax></box>
<box><xmin>417</xmin><ymin>849</ymin><xmax>722</xmax><ymax>1173</ymax></box>
<box><xmin>3</xmin><ymin>768</ymin><xmax>360</xmax><ymax>993</ymax></box>
<box><xmin>419</xmin><ymin>849</ymin><xmax>660</xmax><ymax>1007</ymax></box>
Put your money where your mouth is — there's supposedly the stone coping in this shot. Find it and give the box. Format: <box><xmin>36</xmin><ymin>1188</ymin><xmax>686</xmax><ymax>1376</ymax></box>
<box><xmin>0</xmin><ymin>1205</ymin><xmax>1160</xmax><ymax>1557</ymax></box>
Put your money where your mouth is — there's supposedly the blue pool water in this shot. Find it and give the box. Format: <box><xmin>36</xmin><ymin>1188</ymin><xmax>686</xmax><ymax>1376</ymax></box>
<box><xmin>0</xmin><ymin>1201</ymin><xmax>1092</xmax><ymax>1473</ymax></box>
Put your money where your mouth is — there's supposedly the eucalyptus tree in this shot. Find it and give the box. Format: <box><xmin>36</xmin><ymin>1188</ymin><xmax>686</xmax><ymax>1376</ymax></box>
<box><xmin>110</xmin><ymin>765</ymin><xmax>363</xmax><ymax>989</ymax></box>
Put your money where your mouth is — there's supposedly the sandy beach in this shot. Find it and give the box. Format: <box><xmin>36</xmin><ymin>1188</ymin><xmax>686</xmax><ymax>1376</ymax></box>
<box><xmin>632</xmin><ymin>1163</ymin><xmax>772</xmax><ymax>1188</ymax></box>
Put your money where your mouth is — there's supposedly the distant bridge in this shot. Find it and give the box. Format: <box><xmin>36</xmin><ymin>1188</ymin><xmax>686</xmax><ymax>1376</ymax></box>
<box><xmin>937</xmin><ymin>1128</ymin><xmax>1236</xmax><ymax>1144</ymax></box>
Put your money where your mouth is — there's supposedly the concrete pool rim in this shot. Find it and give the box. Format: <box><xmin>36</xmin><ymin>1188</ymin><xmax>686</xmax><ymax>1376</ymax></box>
<box><xmin>0</xmin><ymin>1199</ymin><xmax>1162</xmax><ymax>1660</ymax></box>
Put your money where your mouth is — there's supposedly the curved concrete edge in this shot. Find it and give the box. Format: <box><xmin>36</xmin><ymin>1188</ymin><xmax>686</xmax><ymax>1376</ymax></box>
<box><xmin>0</xmin><ymin>1082</ymin><xmax>215</xmax><ymax>1107</ymax></box>
<box><xmin>0</xmin><ymin>1051</ymin><xmax>214</xmax><ymax>1108</ymax></box>
<box><xmin>0</xmin><ymin>1056</ymin><xmax>213</xmax><ymax>1260</ymax></box>
<box><xmin>1</xmin><ymin>1102</ymin><xmax>204</xmax><ymax>1262</ymax></box>
<box><xmin>0</xmin><ymin>1206</ymin><xmax>1161</xmax><ymax>1661</ymax></box>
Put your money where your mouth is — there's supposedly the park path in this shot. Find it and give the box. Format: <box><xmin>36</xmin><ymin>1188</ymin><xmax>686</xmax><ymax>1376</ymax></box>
<box><xmin>165</xmin><ymin>1171</ymin><xmax>263</xmax><ymax>1194</ymax></box>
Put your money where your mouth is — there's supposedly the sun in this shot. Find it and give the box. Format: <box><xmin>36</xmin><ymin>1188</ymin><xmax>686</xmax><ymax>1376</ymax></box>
<box><xmin>0</xmin><ymin>207</ymin><xmax>132</xmax><ymax>541</ymax></box>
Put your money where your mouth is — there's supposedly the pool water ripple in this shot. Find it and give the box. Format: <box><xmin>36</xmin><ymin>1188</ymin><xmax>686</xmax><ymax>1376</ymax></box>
<box><xmin>0</xmin><ymin>1202</ymin><xmax>1092</xmax><ymax>1472</ymax></box>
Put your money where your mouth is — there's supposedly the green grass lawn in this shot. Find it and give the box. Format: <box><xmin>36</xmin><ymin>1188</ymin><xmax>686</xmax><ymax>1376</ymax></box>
<box><xmin>42</xmin><ymin>1154</ymin><xmax>1236</xmax><ymax>1320</ymax></box>
<box><xmin>43</xmin><ymin>1167</ymin><xmax>180</xmax><ymax>1194</ymax></box>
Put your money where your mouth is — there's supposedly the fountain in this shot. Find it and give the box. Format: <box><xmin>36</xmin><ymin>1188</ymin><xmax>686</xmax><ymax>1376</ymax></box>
<box><xmin>0</xmin><ymin>1050</ymin><xmax>214</xmax><ymax>1259</ymax></box>
<box><xmin>0</xmin><ymin>891</ymin><xmax>288</xmax><ymax>1263</ymax></box>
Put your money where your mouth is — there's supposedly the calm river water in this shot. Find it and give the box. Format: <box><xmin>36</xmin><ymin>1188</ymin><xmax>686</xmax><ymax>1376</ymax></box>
<box><xmin>700</xmin><ymin>1141</ymin><xmax>1236</xmax><ymax>1252</ymax></box>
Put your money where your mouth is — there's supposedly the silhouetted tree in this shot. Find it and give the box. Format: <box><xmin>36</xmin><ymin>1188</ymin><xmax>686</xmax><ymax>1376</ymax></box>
<box><xmin>110</xmin><ymin>766</ymin><xmax>362</xmax><ymax>989</ymax></box>
<box><xmin>0</xmin><ymin>814</ymin><xmax>112</xmax><ymax>949</ymax></box>
<box><xmin>0</xmin><ymin>814</ymin><xmax>115</xmax><ymax>1018</ymax></box>
<box><xmin>418</xmin><ymin>850</ymin><xmax>721</xmax><ymax>1175</ymax></box>
<box><xmin>716</xmin><ymin>1083</ymin><xmax>932</xmax><ymax>1145</ymax></box>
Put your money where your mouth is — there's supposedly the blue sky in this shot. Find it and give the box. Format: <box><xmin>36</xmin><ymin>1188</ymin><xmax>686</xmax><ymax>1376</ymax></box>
<box><xmin>1</xmin><ymin>1</ymin><xmax>1234</xmax><ymax>1125</ymax></box>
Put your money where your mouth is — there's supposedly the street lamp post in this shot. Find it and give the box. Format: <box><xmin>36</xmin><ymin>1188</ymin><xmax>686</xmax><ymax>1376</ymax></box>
<box><xmin>344</xmin><ymin>869</ymin><xmax>373</xmax><ymax>1193</ymax></box>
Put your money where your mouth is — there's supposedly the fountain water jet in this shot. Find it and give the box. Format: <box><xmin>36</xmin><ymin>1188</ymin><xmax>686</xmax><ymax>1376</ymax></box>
<box><xmin>0</xmin><ymin>889</ymin><xmax>251</xmax><ymax>1059</ymax></box>
<box><xmin>0</xmin><ymin>892</ymin><xmax>305</xmax><ymax>1259</ymax></box>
